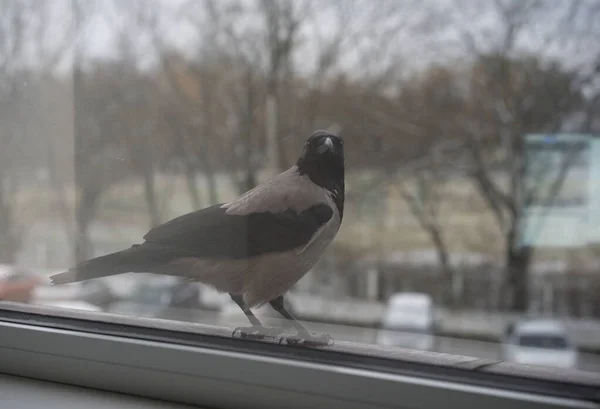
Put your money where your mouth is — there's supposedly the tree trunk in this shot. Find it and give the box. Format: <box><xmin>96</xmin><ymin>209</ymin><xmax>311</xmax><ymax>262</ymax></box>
<box><xmin>141</xmin><ymin>158</ymin><xmax>160</xmax><ymax>228</ymax></box>
<box><xmin>73</xmin><ymin>34</ymin><xmax>91</xmax><ymax>265</ymax></box>
<box><xmin>242</xmin><ymin>170</ymin><xmax>257</xmax><ymax>193</ymax></box>
<box><xmin>47</xmin><ymin>140</ymin><xmax>74</xmax><ymax>255</ymax></box>
<box><xmin>0</xmin><ymin>188</ymin><xmax>17</xmax><ymax>264</ymax></box>
<box><xmin>0</xmin><ymin>125</ymin><xmax>18</xmax><ymax>263</ymax></box>
<box><xmin>75</xmin><ymin>189</ymin><xmax>99</xmax><ymax>264</ymax></box>
<box><xmin>240</xmin><ymin>121</ymin><xmax>257</xmax><ymax>194</ymax></box>
<box><xmin>182</xmin><ymin>161</ymin><xmax>202</xmax><ymax>210</ymax></box>
<box><xmin>172</xmin><ymin>132</ymin><xmax>202</xmax><ymax>210</ymax></box>
<box><xmin>204</xmin><ymin>164</ymin><xmax>218</xmax><ymax>205</ymax></box>
<box><xmin>428</xmin><ymin>225</ymin><xmax>455</xmax><ymax>307</ymax></box>
<box><xmin>505</xmin><ymin>235</ymin><xmax>532</xmax><ymax>312</ymax></box>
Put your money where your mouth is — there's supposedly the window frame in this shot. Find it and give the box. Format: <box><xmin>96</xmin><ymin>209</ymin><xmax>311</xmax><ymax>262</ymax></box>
<box><xmin>1</xmin><ymin>301</ymin><xmax>599</xmax><ymax>409</ymax></box>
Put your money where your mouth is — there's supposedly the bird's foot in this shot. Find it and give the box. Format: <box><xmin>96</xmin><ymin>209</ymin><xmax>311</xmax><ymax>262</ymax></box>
<box><xmin>232</xmin><ymin>325</ymin><xmax>287</xmax><ymax>341</ymax></box>
<box><xmin>279</xmin><ymin>332</ymin><xmax>334</xmax><ymax>347</ymax></box>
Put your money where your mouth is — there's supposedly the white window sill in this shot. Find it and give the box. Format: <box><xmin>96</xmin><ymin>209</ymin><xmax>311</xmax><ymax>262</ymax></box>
<box><xmin>0</xmin><ymin>373</ymin><xmax>200</xmax><ymax>409</ymax></box>
<box><xmin>1</xmin><ymin>301</ymin><xmax>598</xmax><ymax>409</ymax></box>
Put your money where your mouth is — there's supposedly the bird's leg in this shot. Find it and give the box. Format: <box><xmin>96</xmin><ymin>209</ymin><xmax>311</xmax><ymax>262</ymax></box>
<box><xmin>269</xmin><ymin>295</ymin><xmax>334</xmax><ymax>347</ymax></box>
<box><xmin>229</xmin><ymin>294</ymin><xmax>286</xmax><ymax>340</ymax></box>
<box><xmin>269</xmin><ymin>295</ymin><xmax>311</xmax><ymax>333</ymax></box>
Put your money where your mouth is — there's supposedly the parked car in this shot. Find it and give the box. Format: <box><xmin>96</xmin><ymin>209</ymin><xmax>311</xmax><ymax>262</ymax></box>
<box><xmin>0</xmin><ymin>264</ymin><xmax>42</xmax><ymax>303</ymax></box>
<box><xmin>502</xmin><ymin>318</ymin><xmax>578</xmax><ymax>369</ymax></box>
<box><xmin>377</xmin><ymin>292</ymin><xmax>436</xmax><ymax>351</ymax></box>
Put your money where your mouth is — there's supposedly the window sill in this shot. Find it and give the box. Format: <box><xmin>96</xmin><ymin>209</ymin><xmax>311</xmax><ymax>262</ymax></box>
<box><xmin>1</xmin><ymin>301</ymin><xmax>598</xmax><ymax>409</ymax></box>
<box><xmin>0</xmin><ymin>373</ymin><xmax>201</xmax><ymax>409</ymax></box>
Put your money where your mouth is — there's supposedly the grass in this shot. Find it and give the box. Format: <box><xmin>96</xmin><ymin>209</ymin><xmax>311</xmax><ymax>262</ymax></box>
<box><xmin>12</xmin><ymin>170</ymin><xmax>600</xmax><ymax>269</ymax></box>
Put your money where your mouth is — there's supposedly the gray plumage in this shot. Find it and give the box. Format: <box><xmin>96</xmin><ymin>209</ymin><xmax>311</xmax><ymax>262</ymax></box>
<box><xmin>50</xmin><ymin>130</ymin><xmax>345</xmax><ymax>310</ymax></box>
<box><xmin>220</xmin><ymin>167</ymin><xmax>342</xmax><ymax>306</ymax></box>
<box><xmin>142</xmin><ymin>167</ymin><xmax>341</xmax><ymax>307</ymax></box>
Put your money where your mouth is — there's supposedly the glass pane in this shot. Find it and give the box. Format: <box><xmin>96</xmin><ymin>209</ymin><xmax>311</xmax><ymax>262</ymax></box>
<box><xmin>517</xmin><ymin>335</ymin><xmax>569</xmax><ymax>350</ymax></box>
<box><xmin>1</xmin><ymin>0</ymin><xmax>599</xmax><ymax>375</ymax></box>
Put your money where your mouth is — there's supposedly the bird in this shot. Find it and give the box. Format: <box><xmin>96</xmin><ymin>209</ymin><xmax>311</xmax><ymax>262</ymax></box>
<box><xmin>50</xmin><ymin>130</ymin><xmax>345</xmax><ymax>346</ymax></box>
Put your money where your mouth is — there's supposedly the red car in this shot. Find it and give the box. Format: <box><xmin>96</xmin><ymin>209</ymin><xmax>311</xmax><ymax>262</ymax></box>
<box><xmin>0</xmin><ymin>265</ymin><xmax>42</xmax><ymax>303</ymax></box>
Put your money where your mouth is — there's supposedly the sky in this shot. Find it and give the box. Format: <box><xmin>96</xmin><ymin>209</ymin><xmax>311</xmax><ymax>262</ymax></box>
<box><xmin>3</xmin><ymin>0</ymin><xmax>599</xmax><ymax>79</ymax></box>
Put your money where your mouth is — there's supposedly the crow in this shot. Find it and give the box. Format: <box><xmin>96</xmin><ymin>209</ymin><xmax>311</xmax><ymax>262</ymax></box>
<box><xmin>50</xmin><ymin>130</ymin><xmax>345</xmax><ymax>346</ymax></box>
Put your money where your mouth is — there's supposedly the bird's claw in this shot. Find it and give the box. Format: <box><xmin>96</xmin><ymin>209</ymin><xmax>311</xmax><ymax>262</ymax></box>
<box><xmin>279</xmin><ymin>332</ymin><xmax>334</xmax><ymax>347</ymax></box>
<box><xmin>231</xmin><ymin>326</ymin><xmax>334</xmax><ymax>347</ymax></box>
<box><xmin>232</xmin><ymin>326</ymin><xmax>287</xmax><ymax>341</ymax></box>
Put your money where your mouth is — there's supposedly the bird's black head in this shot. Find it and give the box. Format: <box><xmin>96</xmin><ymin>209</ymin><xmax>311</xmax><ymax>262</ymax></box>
<box><xmin>296</xmin><ymin>130</ymin><xmax>345</xmax><ymax>217</ymax></box>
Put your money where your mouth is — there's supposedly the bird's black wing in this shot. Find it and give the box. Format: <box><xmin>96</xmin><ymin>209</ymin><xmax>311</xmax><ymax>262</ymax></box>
<box><xmin>142</xmin><ymin>203</ymin><xmax>333</xmax><ymax>260</ymax></box>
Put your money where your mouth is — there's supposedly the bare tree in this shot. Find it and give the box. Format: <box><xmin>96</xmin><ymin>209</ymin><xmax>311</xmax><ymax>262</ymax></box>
<box><xmin>71</xmin><ymin>1</ymin><xmax>138</xmax><ymax>262</ymax></box>
<box><xmin>152</xmin><ymin>49</ymin><xmax>213</xmax><ymax>208</ymax></box>
<box><xmin>563</xmin><ymin>1</ymin><xmax>600</xmax><ymax>133</ymax></box>
<box><xmin>0</xmin><ymin>0</ymin><xmax>34</xmax><ymax>263</ymax></box>
<box><xmin>73</xmin><ymin>65</ymin><xmax>132</xmax><ymax>262</ymax></box>
<box><xmin>383</xmin><ymin>65</ymin><xmax>466</xmax><ymax>306</ymax></box>
<box><xmin>451</xmin><ymin>0</ymin><xmax>586</xmax><ymax>311</ymax></box>
<box><xmin>397</xmin><ymin>168</ymin><xmax>455</xmax><ymax>302</ymax></box>
<box><xmin>111</xmin><ymin>1</ymin><xmax>164</xmax><ymax>227</ymax></box>
<box><xmin>0</xmin><ymin>0</ymin><xmax>74</xmax><ymax>263</ymax></box>
<box><xmin>176</xmin><ymin>0</ymin><xmax>271</xmax><ymax>194</ymax></box>
<box><xmin>258</xmin><ymin>0</ymin><xmax>311</xmax><ymax>170</ymax></box>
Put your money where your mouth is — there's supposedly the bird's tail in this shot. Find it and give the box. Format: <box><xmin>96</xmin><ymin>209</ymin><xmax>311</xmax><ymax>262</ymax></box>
<box><xmin>50</xmin><ymin>246</ymin><xmax>155</xmax><ymax>285</ymax></box>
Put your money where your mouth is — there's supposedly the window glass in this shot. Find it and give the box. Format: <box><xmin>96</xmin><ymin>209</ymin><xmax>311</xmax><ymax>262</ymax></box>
<box><xmin>1</xmin><ymin>0</ymin><xmax>599</xmax><ymax>374</ymax></box>
<box><xmin>517</xmin><ymin>334</ymin><xmax>569</xmax><ymax>350</ymax></box>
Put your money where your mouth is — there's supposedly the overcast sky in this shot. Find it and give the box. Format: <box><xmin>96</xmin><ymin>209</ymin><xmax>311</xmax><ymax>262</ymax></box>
<box><xmin>4</xmin><ymin>0</ymin><xmax>599</xmax><ymax>79</ymax></box>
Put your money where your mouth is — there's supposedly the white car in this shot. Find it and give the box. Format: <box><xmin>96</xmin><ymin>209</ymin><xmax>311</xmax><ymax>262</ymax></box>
<box><xmin>502</xmin><ymin>319</ymin><xmax>578</xmax><ymax>369</ymax></box>
<box><xmin>377</xmin><ymin>292</ymin><xmax>435</xmax><ymax>351</ymax></box>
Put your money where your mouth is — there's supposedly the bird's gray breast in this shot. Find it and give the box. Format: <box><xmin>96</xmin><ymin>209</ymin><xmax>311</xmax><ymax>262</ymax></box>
<box><xmin>242</xmin><ymin>207</ymin><xmax>341</xmax><ymax>307</ymax></box>
<box><xmin>221</xmin><ymin>167</ymin><xmax>329</xmax><ymax>215</ymax></box>
<box><xmin>219</xmin><ymin>168</ymin><xmax>342</xmax><ymax>306</ymax></box>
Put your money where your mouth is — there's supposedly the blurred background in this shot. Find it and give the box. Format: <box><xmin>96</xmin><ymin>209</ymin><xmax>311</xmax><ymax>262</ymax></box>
<box><xmin>0</xmin><ymin>0</ymin><xmax>599</xmax><ymax>372</ymax></box>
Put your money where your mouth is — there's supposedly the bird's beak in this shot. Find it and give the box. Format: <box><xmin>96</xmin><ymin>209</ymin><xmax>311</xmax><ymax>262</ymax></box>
<box><xmin>317</xmin><ymin>137</ymin><xmax>335</xmax><ymax>154</ymax></box>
